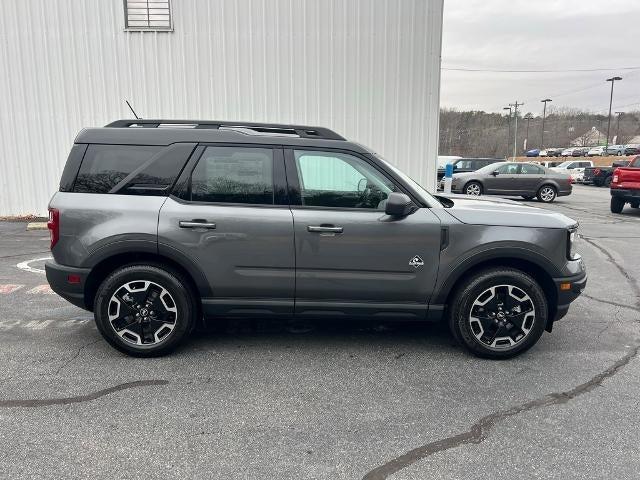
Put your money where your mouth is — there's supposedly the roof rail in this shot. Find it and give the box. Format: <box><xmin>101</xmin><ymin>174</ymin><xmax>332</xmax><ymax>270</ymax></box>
<box><xmin>104</xmin><ymin>119</ymin><xmax>346</xmax><ymax>141</ymax></box>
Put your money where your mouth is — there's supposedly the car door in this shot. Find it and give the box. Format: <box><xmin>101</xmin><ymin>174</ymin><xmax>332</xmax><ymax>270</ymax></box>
<box><xmin>285</xmin><ymin>148</ymin><xmax>442</xmax><ymax>319</ymax></box>
<box><xmin>158</xmin><ymin>144</ymin><xmax>295</xmax><ymax>317</ymax></box>
<box><xmin>519</xmin><ymin>163</ymin><xmax>544</xmax><ymax>194</ymax></box>
<box><xmin>483</xmin><ymin>162</ymin><xmax>520</xmax><ymax>194</ymax></box>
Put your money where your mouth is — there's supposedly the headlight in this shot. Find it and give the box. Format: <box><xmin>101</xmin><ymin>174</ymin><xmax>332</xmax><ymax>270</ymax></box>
<box><xmin>567</xmin><ymin>227</ymin><xmax>580</xmax><ymax>260</ymax></box>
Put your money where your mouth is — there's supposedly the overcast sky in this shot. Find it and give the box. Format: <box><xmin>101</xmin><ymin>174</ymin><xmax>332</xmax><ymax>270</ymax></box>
<box><xmin>441</xmin><ymin>0</ymin><xmax>640</xmax><ymax>116</ymax></box>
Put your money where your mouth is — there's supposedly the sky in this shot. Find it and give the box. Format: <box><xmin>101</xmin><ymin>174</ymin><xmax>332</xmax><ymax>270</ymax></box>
<box><xmin>441</xmin><ymin>0</ymin><xmax>640</xmax><ymax>116</ymax></box>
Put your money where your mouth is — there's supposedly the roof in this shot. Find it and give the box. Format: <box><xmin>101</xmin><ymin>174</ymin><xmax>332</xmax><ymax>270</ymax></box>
<box><xmin>75</xmin><ymin>119</ymin><xmax>368</xmax><ymax>152</ymax></box>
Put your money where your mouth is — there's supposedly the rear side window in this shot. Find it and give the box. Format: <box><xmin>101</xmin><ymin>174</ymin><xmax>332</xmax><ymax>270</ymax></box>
<box><xmin>74</xmin><ymin>145</ymin><xmax>162</xmax><ymax>194</ymax></box>
<box><xmin>190</xmin><ymin>146</ymin><xmax>274</xmax><ymax>204</ymax></box>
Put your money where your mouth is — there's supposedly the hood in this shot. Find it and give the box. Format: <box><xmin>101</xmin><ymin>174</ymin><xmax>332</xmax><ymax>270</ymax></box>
<box><xmin>440</xmin><ymin>195</ymin><xmax>577</xmax><ymax>229</ymax></box>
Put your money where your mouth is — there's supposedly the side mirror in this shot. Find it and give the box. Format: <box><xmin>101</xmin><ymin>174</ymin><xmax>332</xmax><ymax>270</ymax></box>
<box><xmin>385</xmin><ymin>192</ymin><xmax>413</xmax><ymax>217</ymax></box>
<box><xmin>491</xmin><ymin>170</ymin><xmax>500</xmax><ymax>176</ymax></box>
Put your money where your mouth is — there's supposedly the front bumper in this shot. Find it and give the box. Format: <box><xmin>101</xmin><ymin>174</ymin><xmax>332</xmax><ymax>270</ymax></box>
<box><xmin>552</xmin><ymin>269</ymin><xmax>587</xmax><ymax>323</ymax></box>
<box><xmin>45</xmin><ymin>260</ymin><xmax>91</xmax><ymax>310</ymax></box>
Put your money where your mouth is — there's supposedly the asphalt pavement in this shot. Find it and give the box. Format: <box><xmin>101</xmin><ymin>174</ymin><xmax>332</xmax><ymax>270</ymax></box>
<box><xmin>0</xmin><ymin>184</ymin><xmax>639</xmax><ymax>479</ymax></box>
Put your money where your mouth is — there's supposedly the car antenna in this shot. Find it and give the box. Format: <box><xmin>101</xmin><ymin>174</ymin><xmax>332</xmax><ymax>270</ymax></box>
<box><xmin>125</xmin><ymin>100</ymin><xmax>140</xmax><ymax>119</ymax></box>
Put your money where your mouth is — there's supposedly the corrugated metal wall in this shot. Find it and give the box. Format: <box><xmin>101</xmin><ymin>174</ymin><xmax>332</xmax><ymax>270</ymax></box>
<box><xmin>0</xmin><ymin>0</ymin><xmax>443</xmax><ymax>216</ymax></box>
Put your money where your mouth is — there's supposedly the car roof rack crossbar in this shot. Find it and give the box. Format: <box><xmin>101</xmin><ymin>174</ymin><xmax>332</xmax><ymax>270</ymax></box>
<box><xmin>104</xmin><ymin>119</ymin><xmax>346</xmax><ymax>140</ymax></box>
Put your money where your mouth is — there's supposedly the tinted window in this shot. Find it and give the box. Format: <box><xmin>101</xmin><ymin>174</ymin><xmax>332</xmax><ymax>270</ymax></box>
<box><xmin>521</xmin><ymin>164</ymin><xmax>543</xmax><ymax>174</ymax></box>
<box><xmin>190</xmin><ymin>147</ymin><xmax>274</xmax><ymax>204</ymax></box>
<box><xmin>74</xmin><ymin>145</ymin><xmax>162</xmax><ymax>194</ymax></box>
<box><xmin>295</xmin><ymin>150</ymin><xmax>397</xmax><ymax>209</ymax></box>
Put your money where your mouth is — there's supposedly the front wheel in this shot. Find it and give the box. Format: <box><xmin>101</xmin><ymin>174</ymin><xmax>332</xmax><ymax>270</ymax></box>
<box><xmin>448</xmin><ymin>268</ymin><xmax>547</xmax><ymax>359</ymax></box>
<box><xmin>464</xmin><ymin>181</ymin><xmax>483</xmax><ymax>196</ymax></box>
<box><xmin>604</xmin><ymin>176</ymin><xmax>613</xmax><ymax>188</ymax></box>
<box><xmin>537</xmin><ymin>185</ymin><xmax>557</xmax><ymax>203</ymax></box>
<box><xmin>610</xmin><ymin>196</ymin><xmax>625</xmax><ymax>214</ymax></box>
<box><xmin>94</xmin><ymin>265</ymin><xmax>196</xmax><ymax>357</ymax></box>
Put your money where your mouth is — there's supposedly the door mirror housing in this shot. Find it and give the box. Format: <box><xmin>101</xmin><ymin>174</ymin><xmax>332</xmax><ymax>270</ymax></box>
<box><xmin>385</xmin><ymin>192</ymin><xmax>413</xmax><ymax>217</ymax></box>
<box><xmin>491</xmin><ymin>170</ymin><xmax>500</xmax><ymax>176</ymax></box>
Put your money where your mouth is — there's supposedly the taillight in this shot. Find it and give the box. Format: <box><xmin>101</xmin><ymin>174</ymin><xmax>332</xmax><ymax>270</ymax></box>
<box><xmin>47</xmin><ymin>208</ymin><xmax>59</xmax><ymax>249</ymax></box>
<box><xmin>612</xmin><ymin>175</ymin><xmax>619</xmax><ymax>183</ymax></box>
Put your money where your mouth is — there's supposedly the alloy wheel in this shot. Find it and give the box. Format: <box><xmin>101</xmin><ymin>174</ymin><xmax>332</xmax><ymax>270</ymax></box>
<box><xmin>108</xmin><ymin>280</ymin><xmax>178</xmax><ymax>346</ymax></box>
<box><xmin>468</xmin><ymin>284</ymin><xmax>536</xmax><ymax>350</ymax></box>
<box><xmin>539</xmin><ymin>186</ymin><xmax>556</xmax><ymax>202</ymax></box>
<box><xmin>465</xmin><ymin>183</ymin><xmax>481</xmax><ymax>196</ymax></box>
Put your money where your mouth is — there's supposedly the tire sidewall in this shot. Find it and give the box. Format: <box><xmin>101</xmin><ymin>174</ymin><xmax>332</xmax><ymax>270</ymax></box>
<box><xmin>450</xmin><ymin>269</ymin><xmax>548</xmax><ymax>359</ymax></box>
<box><xmin>94</xmin><ymin>265</ymin><xmax>195</xmax><ymax>356</ymax></box>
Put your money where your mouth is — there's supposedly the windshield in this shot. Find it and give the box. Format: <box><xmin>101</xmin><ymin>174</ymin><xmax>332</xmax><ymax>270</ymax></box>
<box><xmin>476</xmin><ymin>161</ymin><xmax>508</xmax><ymax>174</ymax></box>
<box><xmin>556</xmin><ymin>161</ymin><xmax>573</xmax><ymax>168</ymax></box>
<box><xmin>373</xmin><ymin>154</ymin><xmax>440</xmax><ymax>206</ymax></box>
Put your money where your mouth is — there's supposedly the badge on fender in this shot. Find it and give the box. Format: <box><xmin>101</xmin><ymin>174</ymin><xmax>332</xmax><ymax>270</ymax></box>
<box><xmin>409</xmin><ymin>255</ymin><xmax>424</xmax><ymax>268</ymax></box>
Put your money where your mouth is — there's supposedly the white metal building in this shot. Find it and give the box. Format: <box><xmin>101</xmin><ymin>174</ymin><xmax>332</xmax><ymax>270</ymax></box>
<box><xmin>0</xmin><ymin>0</ymin><xmax>443</xmax><ymax>216</ymax></box>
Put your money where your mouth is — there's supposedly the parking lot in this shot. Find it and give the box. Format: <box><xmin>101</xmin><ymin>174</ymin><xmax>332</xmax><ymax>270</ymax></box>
<box><xmin>1</xmin><ymin>184</ymin><xmax>639</xmax><ymax>479</ymax></box>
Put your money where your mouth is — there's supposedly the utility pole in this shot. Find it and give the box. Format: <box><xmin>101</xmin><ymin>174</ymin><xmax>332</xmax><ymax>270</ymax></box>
<box><xmin>509</xmin><ymin>101</ymin><xmax>524</xmax><ymax>159</ymax></box>
<box><xmin>615</xmin><ymin>111</ymin><xmax>623</xmax><ymax>144</ymax></box>
<box><xmin>605</xmin><ymin>76</ymin><xmax>622</xmax><ymax>153</ymax></box>
<box><xmin>503</xmin><ymin>106</ymin><xmax>513</xmax><ymax>158</ymax></box>
<box><xmin>540</xmin><ymin>98</ymin><xmax>552</xmax><ymax>149</ymax></box>
<box><xmin>524</xmin><ymin>114</ymin><xmax>533</xmax><ymax>151</ymax></box>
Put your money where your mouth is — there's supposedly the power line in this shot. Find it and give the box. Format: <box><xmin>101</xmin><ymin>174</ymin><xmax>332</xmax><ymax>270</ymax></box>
<box><xmin>442</xmin><ymin>66</ymin><xmax>640</xmax><ymax>73</ymax></box>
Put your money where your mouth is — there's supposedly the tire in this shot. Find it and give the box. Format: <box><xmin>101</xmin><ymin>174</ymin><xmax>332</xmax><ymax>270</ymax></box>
<box><xmin>464</xmin><ymin>181</ymin><xmax>483</xmax><ymax>196</ymax></box>
<box><xmin>537</xmin><ymin>185</ymin><xmax>557</xmax><ymax>203</ymax></box>
<box><xmin>94</xmin><ymin>264</ymin><xmax>197</xmax><ymax>357</ymax></box>
<box><xmin>448</xmin><ymin>268</ymin><xmax>547</xmax><ymax>359</ymax></box>
<box><xmin>617</xmin><ymin>151</ymin><xmax>622</xmax><ymax>156</ymax></box>
<box><xmin>610</xmin><ymin>196</ymin><xmax>625</xmax><ymax>214</ymax></box>
<box><xmin>604</xmin><ymin>176</ymin><xmax>613</xmax><ymax>188</ymax></box>
<box><xmin>593</xmin><ymin>178</ymin><xmax>603</xmax><ymax>187</ymax></box>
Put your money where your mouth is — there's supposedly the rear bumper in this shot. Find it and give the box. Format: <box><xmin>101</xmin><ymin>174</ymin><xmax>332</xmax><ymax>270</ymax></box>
<box><xmin>45</xmin><ymin>260</ymin><xmax>91</xmax><ymax>310</ymax></box>
<box><xmin>611</xmin><ymin>188</ymin><xmax>640</xmax><ymax>200</ymax></box>
<box><xmin>552</xmin><ymin>270</ymin><xmax>587</xmax><ymax>322</ymax></box>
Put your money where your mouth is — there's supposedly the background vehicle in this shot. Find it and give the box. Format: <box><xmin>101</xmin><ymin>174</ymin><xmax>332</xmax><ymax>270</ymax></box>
<box><xmin>45</xmin><ymin>119</ymin><xmax>585</xmax><ymax>360</ymax></box>
<box><xmin>587</xmin><ymin>146</ymin><xmax>605</xmax><ymax>157</ymax></box>
<box><xmin>624</xmin><ymin>144</ymin><xmax>640</xmax><ymax>156</ymax></box>
<box><xmin>449</xmin><ymin>161</ymin><xmax>572</xmax><ymax>202</ymax></box>
<box><xmin>535</xmin><ymin>160</ymin><xmax>563</xmax><ymax>168</ymax></box>
<box><xmin>526</xmin><ymin>149</ymin><xmax>540</xmax><ymax>157</ymax></box>
<box><xmin>606</xmin><ymin>144</ymin><xmax>625</xmax><ymax>156</ymax></box>
<box><xmin>610</xmin><ymin>155</ymin><xmax>640</xmax><ymax>213</ymax></box>
<box><xmin>436</xmin><ymin>157</ymin><xmax>504</xmax><ymax>182</ymax></box>
<box><xmin>437</xmin><ymin>155</ymin><xmax>462</xmax><ymax>168</ymax></box>
<box><xmin>571</xmin><ymin>147</ymin><xmax>589</xmax><ymax>157</ymax></box>
<box><xmin>550</xmin><ymin>160</ymin><xmax>593</xmax><ymax>183</ymax></box>
<box><xmin>545</xmin><ymin>148</ymin><xmax>563</xmax><ymax>157</ymax></box>
<box><xmin>583</xmin><ymin>160</ymin><xmax>631</xmax><ymax>187</ymax></box>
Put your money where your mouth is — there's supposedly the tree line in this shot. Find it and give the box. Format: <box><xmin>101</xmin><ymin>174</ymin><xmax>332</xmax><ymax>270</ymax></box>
<box><xmin>439</xmin><ymin>107</ymin><xmax>640</xmax><ymax>158</ymax></box>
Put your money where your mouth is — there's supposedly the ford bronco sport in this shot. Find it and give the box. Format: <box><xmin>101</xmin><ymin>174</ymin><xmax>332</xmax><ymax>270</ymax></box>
<box><xmin>46</xmin><ymin>120</ymin><xmax>587</xmax><ymax>359</ymax></box>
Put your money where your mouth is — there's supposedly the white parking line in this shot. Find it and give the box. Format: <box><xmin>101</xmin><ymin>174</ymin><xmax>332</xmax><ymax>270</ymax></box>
<box><xmin>26</xmin><ymin>284</ymin><xmax>55</xmax><ymax>295</ymax></box>
<box><xmin>16</xmin><ymin>256</ymin><xmax>51</xmax><ymax>274</ymax></box>
<box><xmin>0</xmin><ymin>284</ymin><xmax>24</xmax><ymax>294</ymax></box>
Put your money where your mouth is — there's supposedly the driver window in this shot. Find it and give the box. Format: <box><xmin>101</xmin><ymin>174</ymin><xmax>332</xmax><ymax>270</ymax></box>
<box><xmin>496</xmin><ymin>163</ymin><xmax>520</xmax><ymax>174</ymax></box>
<box><xmin>294</xmin><ymin>150</ymin><xmax>397</xmax><ymax>209</ymax></box>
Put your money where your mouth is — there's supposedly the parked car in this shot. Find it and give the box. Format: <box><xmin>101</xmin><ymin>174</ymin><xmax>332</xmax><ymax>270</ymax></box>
<box><xmin>561</xmin><ymin>147</ymin><xmax>577</xmax><ymax>157</ymax></box>
<box><xmin>605</xmin><ymin>144</ymin><xmax>625</xmax><ymax>156</ymax></box>
<box><xmin>550</xmin><ymin>160</ymin><xmax>593</xmax><ymax>183</ymax></box>
<box><xmin>571</xmin><ymin>147</ymin><xmax>589</xmax><ymax>157</ymax></box>
<box><xmin>624</xmin><ymin>144</ymin><xmax>640</xmax><ymax>156</ymax></box>
<box><xmin>449</xmin><ymin>161</ymin><xmax>572</xmax><ymax>203</ymax></box>
<box><xmin>45</xmin><ymin>119</ymin><xmax>586</xmax><ymax>359</ymax></box>
<box><xmin>436</xmin><ymin>157</ymin><xmax>504</xmax><ymax>182</ymax></box>
<box><xmin>437</xmin><ymin>155</ymin><xmax>462</xmax><ymax>168</ymax></box>
<box><xmin>535</xmin><ymin>160</ymin><xmax>563</xmax><ymax>168</ymax></box>
<box><xmin>610</xmin><ymin>155</ymin><xmax>640</xmax><ymax>213</ymax></box>
<box><xmin>546</xmin><ymin>148</ymin><xmax>563</xmax><ymax>157</ymax></box>
<box><xmin>583</xmin><ymin>160</ymin><xmax>631</xmax><ymax>187</ymax></box>
<box><xmin>587</xmin><ymin>146</ymin><xmax>606</xmax><ymax>157</ymax></box>
<box><xmin>525</xmin><ymin>149</ymin><xmax>540</xmax><ymax>157</ymax></box>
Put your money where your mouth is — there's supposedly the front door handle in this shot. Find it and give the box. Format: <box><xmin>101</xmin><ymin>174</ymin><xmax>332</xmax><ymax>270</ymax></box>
<box><xmin>179</xmin><ymin>220</ymin><xmax>216</xmax><ymax>229</ymax></box>
<box><xmin>307</xmin><ymin>225</ymin><xmax>343</xmax><ymax>233</ymax></box>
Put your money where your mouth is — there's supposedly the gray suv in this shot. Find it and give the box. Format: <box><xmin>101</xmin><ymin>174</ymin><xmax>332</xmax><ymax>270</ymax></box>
<box><xmin>46</xmin><ymin>120</ymin><xmax>587</xmax><ymax>359</ymax></box>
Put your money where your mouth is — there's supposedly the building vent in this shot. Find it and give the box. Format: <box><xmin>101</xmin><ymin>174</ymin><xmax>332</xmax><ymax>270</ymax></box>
<box><xmin>124</xmin><ymin>0</ymin><xmax>172</xmax><ymax>31</ymax></box>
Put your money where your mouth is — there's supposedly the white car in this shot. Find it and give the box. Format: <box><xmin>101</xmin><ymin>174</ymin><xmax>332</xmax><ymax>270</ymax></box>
<box><xmin>550</xmin><ymin>160</ymin><xmax>593</xmax><ymax>183</ymax></box>
<box><xmin>587</xmin><ymin>146</ymin><xmax>605</xmax><ymax>157</ymax></box>
<box><xmin>560</xmin><ymin>148</ymin><xmax>576</xmax><ymax>157</ymax></box>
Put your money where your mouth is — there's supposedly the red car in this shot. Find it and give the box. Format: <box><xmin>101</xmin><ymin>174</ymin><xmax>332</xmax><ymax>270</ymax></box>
<box><xmin>610</xmin><ymin>155</ymin><xmax>640</xmax><ymax>213</ymax></box>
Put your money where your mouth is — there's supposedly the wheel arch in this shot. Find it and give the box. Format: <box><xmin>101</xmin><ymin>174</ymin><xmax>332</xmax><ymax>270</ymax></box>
<box><xmin>435</xmin><ymin>255</ymin><xmax>559</xmax><ymax>331</ymax></box>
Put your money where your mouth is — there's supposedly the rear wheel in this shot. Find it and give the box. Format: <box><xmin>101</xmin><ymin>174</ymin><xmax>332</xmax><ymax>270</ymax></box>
<box><xmin>464</xmin><ymin>181</ymin><xmax>483</xmax><ymax>196</ymax></box>
<box><xmin>610</xmin><ymin>197</ymin><xmax>625</xmax><ymax>213</ymax></box>
<box><xmin>448</xmin><ymin>268</ymin><xmax>547</xmax><ymax>359</ymax></box>
<box><xmin>94</xmin><ymin>265</ymin><xmax>196</xmax><ymax>356</ymax></box>
<box><xmin>537</xmin><ymin>185</ymin><xmax>557</xmax><ymax>203</ymax></box>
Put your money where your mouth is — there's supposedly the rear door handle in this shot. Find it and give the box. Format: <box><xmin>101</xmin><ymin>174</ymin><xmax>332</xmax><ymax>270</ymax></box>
<box><xmin>179</xmin><ymin>220</ymin><xmax>216</xmax><ymax>229</ymax></box>
<box><xmin>307</xmin><ymin>225</ymin><xmax>343</xmax><ymax>233</ymax></box>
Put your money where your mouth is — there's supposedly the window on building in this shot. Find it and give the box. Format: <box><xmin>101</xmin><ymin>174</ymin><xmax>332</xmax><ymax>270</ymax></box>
<box><xmin>124</xmin><ymin>0</ymin><xmax>172</xmax><ymax>31</ymax></box>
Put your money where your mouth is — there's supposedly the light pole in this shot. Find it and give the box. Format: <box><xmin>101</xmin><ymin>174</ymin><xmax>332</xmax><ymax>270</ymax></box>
<box><xmin>503</xmin><ymin>106</ymin><xmax>512</xmax><ymax>158</ymax></box>
<box><xmin>615</xmin><ymin>111</ymin><xmax>623</xmax><ymax>144</ymax></box>
<box><xmin>605</xmin><ymin>76</ymin><xmax>622</xmax><ymax>153</ymax></box>
<box><xmin>540</xmin><ymin>98</ymin><xmax>552</xmax><ymax>149</ymax></box>
<box><xmin>509</xmin><ymin>101</ymin><xmax>523</xmax><ymax>159</ymax></box>
<box><xmin>524</xmin><ymin>114</ymin><xmax>533</xmax><ymax>151</ymax></box>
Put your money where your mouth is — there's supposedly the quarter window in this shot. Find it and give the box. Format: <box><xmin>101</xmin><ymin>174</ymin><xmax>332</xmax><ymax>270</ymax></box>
<box><xmin>190</xmin><ymin>147</ymin><xmax>274</xmax><ymax>205</ymax></box>
<box><xmin>294</xmin><ymin>150</ymin><xmax>397</xmax><ymax>209</ymax></box>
